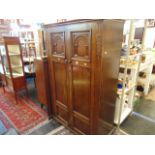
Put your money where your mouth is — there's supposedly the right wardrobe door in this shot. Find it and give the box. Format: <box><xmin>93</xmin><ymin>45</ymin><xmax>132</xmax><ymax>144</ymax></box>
<box><xmin>67</xmin><ymin>24</ymin><xmax>93</xmax><ymax>135</ymax></box>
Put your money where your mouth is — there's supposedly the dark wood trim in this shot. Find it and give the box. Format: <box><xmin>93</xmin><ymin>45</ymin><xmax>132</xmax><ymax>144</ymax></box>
<box><xmin>54</xmin><ymin>116</ymin><xmax>68</xmax><ymax>126</ymax></box>
<box><xmin>44</xmin><ymin>19</ymin><xmax>124</xmax><ymax>28</ymax></box>
<box><xmin>73</xmin><ymin>111</ymin><xmax>90</xmax><ymax>124</ymax></box>
<box><xmin>73</xmin><ymin>127</ymin><xmax>86</xmax><ymax>135</ymax></box>
<box><xmin>56</xmin><ymin>101</ymin><xmax>68</xmax><ymax>111</ymax></box>
<box><xmin>47</xmin><ymin>33</ymin><xmax>57</xmax><ymax>115</ymax></box>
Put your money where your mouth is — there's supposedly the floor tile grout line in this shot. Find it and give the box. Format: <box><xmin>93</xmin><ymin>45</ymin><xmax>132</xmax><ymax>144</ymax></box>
<box><xmin>47</xmin><ymin>126</ymin><xmax>65</xmax><ymax>135</ymax></box>
<box><xmin>25</xmin><ymin>119</ymin><xmax>53</xmax><ymax>135</ymax></box>
<box><xmin>132</xmin><ymin>111</ymin><xmax>155</xmax><ymax>124</ymax></box>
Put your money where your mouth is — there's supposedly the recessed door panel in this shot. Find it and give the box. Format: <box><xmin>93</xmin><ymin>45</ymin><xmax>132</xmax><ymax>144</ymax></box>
<box><xmin>71</xmin><ymin>31</ymin><xmax>91</xmax><ymax>60</ymax></box>
<box><xmin>73</xmin><ymin>116</ymin><xmax>90</xmax><ymax>134</ymax></box>
<box><xmin>51</xmin><ymin>32</ymin><xmax>65</xmax><ymax>56</ymax></box>
<box><xmin>53</xmin><ymin>62</ymin><xmax>67</xmax><ymax>106</ymax></box>
<box><xmin>56</xmin><ymin>106</ymin><xmax>69</xmax><ymax>124</ymax></box>
<box><xmin>72</xmin><ymin>66</ymin><xmax>91</xmax><ymax>117</ymax></box>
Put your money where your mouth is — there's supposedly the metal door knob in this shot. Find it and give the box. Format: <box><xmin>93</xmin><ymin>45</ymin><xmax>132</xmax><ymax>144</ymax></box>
<box><xmin>64</xmin><ymin>59</ymin><xmax>68</xmax><ymax>63</ymax></box>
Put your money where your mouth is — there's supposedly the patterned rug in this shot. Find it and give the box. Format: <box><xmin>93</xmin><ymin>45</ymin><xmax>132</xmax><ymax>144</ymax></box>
<box><xmin>0</xmin><ymin>88</ymin><xmax>48</xmax><ymax>134</ymax></box>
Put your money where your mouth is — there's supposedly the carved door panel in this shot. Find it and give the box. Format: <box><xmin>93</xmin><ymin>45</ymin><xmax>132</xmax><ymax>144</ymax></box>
<box><xmin>50</xmin><ymin>31</ymin><xmax>69</xmax><ymax>125</ymax></box>
<box><xmin>68</xmin><ymin>29</ymin><xmax>92</xmax><ymax>134</ymax></box>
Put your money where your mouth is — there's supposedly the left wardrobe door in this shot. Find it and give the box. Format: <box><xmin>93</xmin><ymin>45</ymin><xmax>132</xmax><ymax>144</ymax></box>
<box><xmin>48</xmin><ymin>29</ymin><xmax>70</xmax><ymax>126</ymax></box>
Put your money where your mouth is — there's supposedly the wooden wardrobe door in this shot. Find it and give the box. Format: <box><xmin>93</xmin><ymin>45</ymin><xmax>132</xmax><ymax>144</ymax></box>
<box><xmin>68</xmin><ymin>29</ymin><xmax>92</xmax><ymax>134</ymax></box>
<box><xmin>50</xmin><ymin>31</ymin><xmax>69</xmax><ymax>125</ymax></box>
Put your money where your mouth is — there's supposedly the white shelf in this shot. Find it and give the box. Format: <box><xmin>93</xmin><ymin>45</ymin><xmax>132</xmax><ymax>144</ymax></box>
<box><xmin>1</xmin><ymin>53</ymin><xmax>20</xmax><ymax>56</ymax></box>
<box><xmin>12</xmin><ymin>65</ymin><xmax>22</xmax><ymax>68</ymax></box>
<box><xmin>21</xmin><ymin>41</ymin><xmax>36</xmax><ymax>44</ymax></box>
<box><xmin>12</xmin><ymin>74</ymin><xmax>24</xmax><ymax>78</ymax></box>
<box><xmin>117</xmin><ymin>84</ymin><xmax>136</xmax><ymax>95</ymax></box>
<box><xmin>120</xmin><ymin>64</ymin><xmax>138</xmax><ymax>70</ymax></box>
<box><xmin>9</xmin><ymin>53</ymin><xmax>20</xmax><ymax>56</ymax></box>
<box><xmin>121</xmin><ymin>53</ymin><xmax>141</xmax><ymax>59</ymax></box>
<box><xmin>23</xmin><ymin>57</ymin><xmax>34</xmax><ymax>62</ymax></box>
<box><xmin>5</xmin><ymin>72</ymin><xmax>23</xmax><ymax>78</ymax></box>
<box><xmin>139</xmin><ymin>61</ymin><xmax>154</xmax><ymax>72</ymax></box>
<box><xmin>114</xmin><ymin>107</ymin><xmax>132</xmax><ymax>124</ymax></box>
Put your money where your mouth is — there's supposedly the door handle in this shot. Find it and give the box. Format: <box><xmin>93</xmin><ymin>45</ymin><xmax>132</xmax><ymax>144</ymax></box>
<box><xmin>64</xmin><ymin>59</ymin><xmax>72</xmax><ymax>64</ymax></box>
<box><xmin>64</xmin><ymin>59</ymin><xmax>68</xmax><ymax>64</ymax></box>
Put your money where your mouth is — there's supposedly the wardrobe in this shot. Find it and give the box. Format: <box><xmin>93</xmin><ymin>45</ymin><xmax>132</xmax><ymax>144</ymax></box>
<box><xmin>44</xmin><ymin>19</ymin><xmax>124</xmax><ymax>134</ymax></box>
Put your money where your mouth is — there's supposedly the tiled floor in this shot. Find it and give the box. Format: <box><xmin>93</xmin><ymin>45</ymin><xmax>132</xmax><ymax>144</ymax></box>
<box><xmin>47</xmin><ymin>126</ymin><xmax>74</xmax><ymax>135</ymax></box>
<box><xmin>47</xmin><ymin>126</ymin><xmax>128</xmax><ymax>135</ymax></box>
<box><xmin>28</xmin><ymin>119</ymin><xmax>61</xmax><ymax>135</ymax></box>
<box><xmin>112</xmin><ymin>128</ymin><xmax>128</xmax><ymax>135</ymax></box>
<box><xmin>121</xmin><ymin>98</ymin><xmax>155</xmax><ymax>135</ymax></box>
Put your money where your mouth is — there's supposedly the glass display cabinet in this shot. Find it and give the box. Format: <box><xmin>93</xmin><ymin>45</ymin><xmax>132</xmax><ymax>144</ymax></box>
<box><xmin>0</xmin><ymin>45</ymin><xmax>6</xmax><ymax>92</ymax></box>
<box><xmin>1</xmin><ymin>37</ymin><xmax>28</xmax><ymax>101</ymax></box>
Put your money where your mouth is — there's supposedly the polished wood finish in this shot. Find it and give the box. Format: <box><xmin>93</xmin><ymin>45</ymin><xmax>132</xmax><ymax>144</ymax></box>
<box><xmin>50</xmin><ymin>29</ymin><xmax>69</xmax><ymax>125</ymax></box>
<box><xmin>34</xmin><ymin>57</ymin><xmax>52</xmax><ymax>117</ymax></box>
<box><xmin>97</xmin><ymin>20</ymin><xmax>124</xmax><ymax>134</ymax></box>
<box><xmin>45</xmin><ymin>19</ymin><xmax>124</xmax><ymax>134</ymax></box>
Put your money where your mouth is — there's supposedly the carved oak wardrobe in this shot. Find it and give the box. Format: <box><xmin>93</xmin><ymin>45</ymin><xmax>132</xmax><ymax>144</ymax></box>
<box><xmin>44</xmin><ymin>19</ymin><xmax>124</xmax><ymax>134</ymax></box>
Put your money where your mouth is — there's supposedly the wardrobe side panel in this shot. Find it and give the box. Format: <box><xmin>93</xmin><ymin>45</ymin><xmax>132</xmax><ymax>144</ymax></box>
<box><xmin>98</xmin><ymin>20</ymin><xmax>124</xmax><ymax>129</ymax></box>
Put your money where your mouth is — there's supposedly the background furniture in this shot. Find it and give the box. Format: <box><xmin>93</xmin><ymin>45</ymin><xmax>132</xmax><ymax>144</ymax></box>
<box><xmin>1</xmin><ymin>37</ymin><xmax>28</xmax><ymax>101</ymax></box>
<box><xmin>44</xmin><ymin>19</ymin><xmax>124</xmax><ymax>134</ymax></box>
<box><xmin>115</xmin><ymin>20</ymin><xmax>155</xmax><ymax>126</ymax></box>
<box><xmin>0</xmin><ymin>45</ymin><xmax>6</xmax><ymax>92</ymax></box>
<box><xmin>21</xmin><ymin>31</ymin><xmax>37</xmax><ymax>84</ymax></box>
<box><xmin>114</xmin><ymin>51</ymin><xmax>155</xmax><ymax>125</ymax></box>
<box><xmin>115</xmin><ymin>54</ymin><xmax>141</xmax><ymax>124</ymax></box>
<box><xmin>34</xmin><ymin>56</ymin><xmax>52</xmax><ymax>117</ymax></box>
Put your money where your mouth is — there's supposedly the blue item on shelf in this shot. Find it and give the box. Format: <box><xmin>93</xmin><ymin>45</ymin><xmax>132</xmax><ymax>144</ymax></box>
<box><xmin>117</xmin><ymin>83</ymin><xmax>123</xmax><ymax>89</ymax></box>
<box><xmin>121</xmin><ymin>45</ymin><xmax>128</xmax><ymax>56</ymax></box>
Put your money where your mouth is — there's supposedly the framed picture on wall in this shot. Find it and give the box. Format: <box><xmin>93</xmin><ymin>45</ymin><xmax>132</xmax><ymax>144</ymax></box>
<box><xmin>146</xmin><ymin>19</ymin><xmax>155</xmax><ymax>27</ymax></box>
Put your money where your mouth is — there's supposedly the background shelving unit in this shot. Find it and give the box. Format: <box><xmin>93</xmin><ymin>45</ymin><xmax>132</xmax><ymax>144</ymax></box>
<box><xmin>138</xmin><ymin>51</ymin><xmax>155</xmax><ymax>95</ymax></box>
<box><xmin>0</xmin><ymin>36</ymin><xmax>28</xmax><ymax>101</ymax></box>
<box><xmin>0</xmin><ymin>19</ymin><xmax>40</xmax><ymax>76</ymax></box>
<box><xmin>114</xmin><ymin>19</ymin><xmax>155</xmax><ymax>126</ymax></box>
<box><xmin>114</xmin><ymin>52</ymin><xmax>154</xmax><ymax>124</ymax></box>
<box><xmin>114</xmin><ymin>53</ymin><xmax>141</xmax><ymax>124</ymax></box>
<box><xmin>20</xmin><ymin>30</ymin><xmax>37</xmax><ymax>75</ymax></box>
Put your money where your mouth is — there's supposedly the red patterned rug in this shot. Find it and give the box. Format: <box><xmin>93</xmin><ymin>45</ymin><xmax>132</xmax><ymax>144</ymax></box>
<box><xmin>0</xmin><ymin>88</ymin><xmax>48</xmax><ymax>134</ymax></box>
